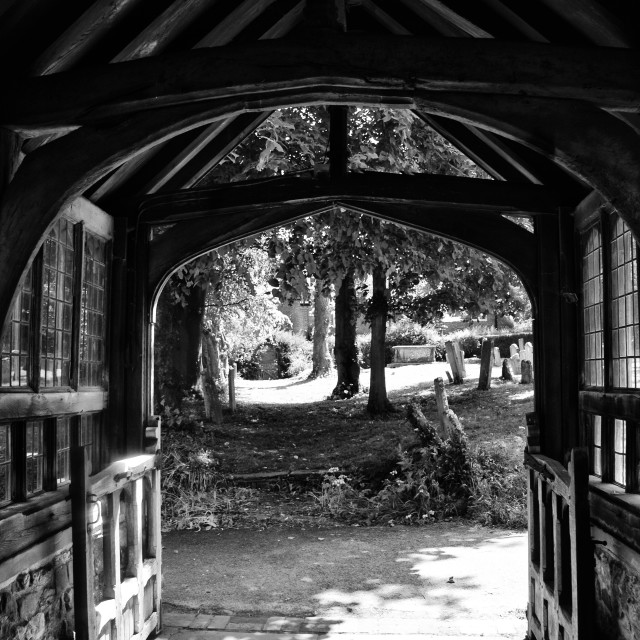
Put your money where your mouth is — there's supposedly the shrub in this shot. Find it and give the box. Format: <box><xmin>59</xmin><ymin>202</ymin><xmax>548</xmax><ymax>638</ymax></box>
<box><xmin>469</xmin><ymin>442</ymin><xmax>527</xmax><ymax>529</ymax></box>
<box><xmin>237</xmin><ymin>331</ymin><xmax>312</xmax><ymax>379</ymax></box>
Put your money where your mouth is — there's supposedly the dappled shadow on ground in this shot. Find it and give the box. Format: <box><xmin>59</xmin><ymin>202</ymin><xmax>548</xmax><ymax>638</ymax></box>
<box><xmin>162</xmin><ymin>524</ymin><xmax>527</xmax><ymax>637</ymax></box>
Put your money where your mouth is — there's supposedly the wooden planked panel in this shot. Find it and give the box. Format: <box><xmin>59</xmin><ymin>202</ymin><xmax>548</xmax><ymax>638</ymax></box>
<box><xmin>0</xmin><ymin>497</ymin><xmax>72</xmax><ymax>563</ymax></box>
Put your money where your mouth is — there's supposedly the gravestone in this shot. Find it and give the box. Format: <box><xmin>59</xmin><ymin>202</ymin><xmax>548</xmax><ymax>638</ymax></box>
<box><xmin>493</xmin><ymin>346</ymin><xmax>501</xmax><ymax>367</ymax></box>
<box><xmin>521</xmin><ymin>360</ymin><xmax>533</xmax><ymax>384</ymax></box>
<box><xmin>502</xmin><ymin>358</ymin><xmax>516</xmax><ymax>382</ymax></box>
<box><xmin>510</xmin><ymin>352</ymin><xmax>521</xmax><ymax>374</ymax></box>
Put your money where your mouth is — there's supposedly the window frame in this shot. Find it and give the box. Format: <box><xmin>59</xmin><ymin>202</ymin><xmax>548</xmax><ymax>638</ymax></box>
<box><xmin>0</xmin><ymin>201</ymin><xmax>113</xmax><ymax>515</ymax></box>
<box><xmin>579</xmin><ymin>207</ymin><xmax>640</xmax><ymax>493</ymax></box>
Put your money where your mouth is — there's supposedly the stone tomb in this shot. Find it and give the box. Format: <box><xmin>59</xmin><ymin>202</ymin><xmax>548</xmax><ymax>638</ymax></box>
<box><xmin>390</xmin><ymin>345</ymin><xmax>437</xmax><ymax>367</ymax></box>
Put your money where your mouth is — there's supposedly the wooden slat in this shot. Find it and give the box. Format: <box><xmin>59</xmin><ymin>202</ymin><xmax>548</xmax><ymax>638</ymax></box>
<box><xmin>480</xmin><ymin>0</ymin><xmax>548</xmax><ymax>43</ymax></box>
<box><xmin>129</xmin><ymin>479</ymin><xmax>145</xmax><ymax>633</ymax></box>
<box><xmin>195</xmin><ymin>0</ymin><xmax>279</xmax><ymax>48</ymax></box>
<box><xmin>103</xmin><ymin>490</ymin><xmax>124</xmax><ymax>635</ymax></box>
<box><xmin>31</xmin><ymin>0</ymin><xmax>142</xmax><ymax>75</ymax></box>
<box><xmin>396</xmin><ymin>0</ymin><xmax>472</xmax><ymax>37</ymax></box>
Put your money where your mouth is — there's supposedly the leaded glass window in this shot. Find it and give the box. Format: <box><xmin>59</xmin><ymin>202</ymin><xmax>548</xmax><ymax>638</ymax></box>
<box><xmin>0</xmin><ymin>424</ymin><xmax>11</xmax><ymax>504</ymax></box>
<box><xmin>40</xmin><ymin>219</ymin><xmax>75</xmax><ymax>388</ymax></box>
<box><xmin>1</xmin><ymin>268</ymin><xmax>33</xmax><ymax>388</ymax></box>
<box><xmin>582</xmin><ymin>226</ymin><xmax>604</xmax><ymax>387</ymax></box>
<box><xmin>613</xmin><ymin>419</ymin><xmax>627</xmax><ymax>487</ymax></box>
<box><xmin>57</xmin><ymin>418</ymin><xmax>71</xmax><ymax>485</ymax></box>
<box><xmin>26</xmin><ymin>421</ymin><xmax>44</xmax><ymax>496</ymax></box>
<box><xmin>610</xmin><ymin>216</ymin><xmax>640</xmax><ymax>389</ymax></box>
<box><xmin>80</xmin><ymin>233</ymin><xmax>107</xmax><ymax>387</ymax></box>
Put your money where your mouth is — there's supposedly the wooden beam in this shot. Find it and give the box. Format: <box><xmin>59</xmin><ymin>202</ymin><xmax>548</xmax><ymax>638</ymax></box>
<box><xmin>137</xmin><ymin>172</ymin><xmax>565</xmax><ymax>224</ymax></box>
<box><xmin>360</xmin><ymin>0</ymin><xmax>412</xmax><ymax>35</ymax></box>
<box><xmin>396</xmin><ymin>0</ymin><xmax>472</xmax><ymax>37</ymax></box>
<box><xmin>535</xmin><ymin>0</ymin><xmax>634</xmax><ymax>48</ymax></box>
<box><xmin>135</xmin><ymin>120</ymin><xmax>230</xmax><ymax>194</ymax></box>
<box><xmin>259</xmin><ymin>1</ymin><xmax>305</xmax><ymax>39</ymax></box>
<box><xmin>418</xmin><ymin>113</ymin><xmax>526</xmax><ymax>181</ymax></box>
<box><xmin>479</xmin><ymin>0</ymin><xmax>548</xmax><ymax>43</ymax></box>
<box><xmin>112</xmin><ymin>0</ymin><xmax>214</xmax><ymax>62</ymax></box>
<box><xmin>147</xmin><ymin>198</ymin><xmax>537</xmax><ymax>299</ymax></box>
<box><xmin>195</xmin><ymin>0</ymin><xmax>279</xmax><ymax>48</ymax></box>
<box><xmin>159</xmin><ymin>112</ymin><xmax>271</xmax><ymax>191</ymax></box>
<box><xmin>5</xmin><ymin>35</ymin><xmax>640</xmax><ymax>131</ymax></box>
<box><xmin>412</xmin><ymin>0</ymin><xmax>492</xmax><ymax>38</ymax></box>
<box><xmin>30</xmin><ymin>0</ymin><xmax>143</xmax><ymax>75</ymax></box>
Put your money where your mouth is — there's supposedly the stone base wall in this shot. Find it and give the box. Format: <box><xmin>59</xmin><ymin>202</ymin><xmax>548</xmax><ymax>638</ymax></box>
<box><xmin>0</xmin><ymin>546</ymin><xmax>74</xmax><ymax>640</ymax></box>
<box><xmin>594</xmin><ymin>545</ymin><xmax>640</xmax><ymax>640</ymax></box>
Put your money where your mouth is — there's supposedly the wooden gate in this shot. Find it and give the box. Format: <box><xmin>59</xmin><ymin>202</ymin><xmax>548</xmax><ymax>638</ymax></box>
<box><xmin>71</xmin><ymin>421</ymin><xmax>162</xmax><ymax>640</ymax></box>
<box><xmin>524</xmin><ymin>448</ymin><xmax>593</xmax><ymax>640</ymax></box>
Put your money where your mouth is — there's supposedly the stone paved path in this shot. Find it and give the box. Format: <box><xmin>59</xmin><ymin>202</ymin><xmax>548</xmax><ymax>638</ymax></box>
<box><xmin>159</xmin><ymin>610</ymin><xmax>524</xmax><ymax>639</ymax></box>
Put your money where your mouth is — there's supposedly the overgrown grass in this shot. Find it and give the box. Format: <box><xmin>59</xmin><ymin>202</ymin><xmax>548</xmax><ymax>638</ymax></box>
<box><xmin>160</xmin><ymin>375</ymin><xmax>531</xmax><ymax>531</ymax></box>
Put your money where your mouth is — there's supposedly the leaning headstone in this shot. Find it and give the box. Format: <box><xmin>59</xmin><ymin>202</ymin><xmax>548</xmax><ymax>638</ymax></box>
<box><xmin>502</xmin><ymin>358</ymin><xmax>516</xmax><ymax>382</ymax></box>
<box><xmin>521</xmin><ymin>360</ymin><xmax>533</xmax><ymax>384</ymax></box>
<box><xmin>493</xmin><ymin>346</ymin><xmax>501</xmax><ymax>367</ymax></box>
<box><xmin>445</xmin><ymin>340</ymin><xmax>465</xmax><ymax>384</ymax></box>
<box><xmin>510</xmin><ymin>352</ymin><xmax>521</xmax><ymax>374</ymax></box>
<box><xmin>509</xmin><ymin>343</ymin><xmax>519</xmax><ymax>358</ymax></box>
<box><xmin>478</xmin><ymin>338</ymin><xmax>493</xmax><ymax>391</ymax></box>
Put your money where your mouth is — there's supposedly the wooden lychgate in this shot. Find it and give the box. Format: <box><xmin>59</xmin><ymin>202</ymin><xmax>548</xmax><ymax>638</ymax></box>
<box><xmin>71</xmin><ymin>421</ymin><xmax>162</xmax><ymax>640</ymax></box>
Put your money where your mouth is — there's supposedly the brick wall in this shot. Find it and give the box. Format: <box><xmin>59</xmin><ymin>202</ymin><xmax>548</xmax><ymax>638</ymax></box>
<box><xmin>0</xmin><ymin>546</ymin><xmax>74</xmax><ymax>640</ymax></box>
<box><xmin>594</xmin><ymin>545</ymin><xmax>640</xmax><ymax>640</ymax></box>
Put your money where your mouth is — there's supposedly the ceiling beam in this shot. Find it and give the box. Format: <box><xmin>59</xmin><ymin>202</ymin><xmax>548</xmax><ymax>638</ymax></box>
<box><xmin>136</xmin><ymin>172</ymin><xmax>566</xmax><ymax>224</ymax></box>
<box><xmin>359</xmin><ymin>0</ymin><xmax>412</xmax><ymax>35</ymax></box>
<box><xmin>259</xmin><ymin>1</ymin><xmax>305</xmax><ymax>39</ymax></box>
<box><xmin>412</xmin><ymin>0</ymin><xmax>492</xmax><ymax>38</ymax></box>
<box><xmin>5</xmin><ymin>34</ymin><xmax>640</xmax><ymax>131</ymax></box>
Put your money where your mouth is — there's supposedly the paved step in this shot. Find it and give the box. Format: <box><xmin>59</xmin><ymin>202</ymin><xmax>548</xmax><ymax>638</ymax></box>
<box><xmin>160</xmin><ymin>611</ymin><xmax>524</xmax><ymax>639</ymax></box>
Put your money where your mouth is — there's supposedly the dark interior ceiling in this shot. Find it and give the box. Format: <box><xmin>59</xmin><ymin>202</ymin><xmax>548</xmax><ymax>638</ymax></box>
<box><xmin>4</xmin><ymin>0</ymin><xmax>629</xmax><ymax>213</ymax></box>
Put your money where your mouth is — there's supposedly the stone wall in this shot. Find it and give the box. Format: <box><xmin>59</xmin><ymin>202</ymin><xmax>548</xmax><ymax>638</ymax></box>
<box><xmin>594</xmin><ymin>545</ymin><xmax>640</xmax><ymax>640</ymax></box>
<box><xmin>0</xmin><ymin>546</ymin><xmax>74</xmax><ymax>640</ymax></box>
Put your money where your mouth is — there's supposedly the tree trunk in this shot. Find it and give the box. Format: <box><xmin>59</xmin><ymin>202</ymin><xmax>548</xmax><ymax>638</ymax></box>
<box><xmin>309</xmin><ymin>279</ymin><xmax>333</xmax><ymax>378</ymax></box>
<box><xmin>201</xmin><ymin>321</ymin><xmax>228</xmax><ymax>424</ymax></box>
<box><xmin>154</xmin><ymin>280</ymin><xmax>207</xmax><ymax>407</ymax></box>
<box><xmin>331</xmin><ymin>268</ymin><xmax>360</xmax><ymax>398</ymax></box>
<box><xmin>367</xmin><ymin>266</ymin><xmax>392</xmax><ymax>414</ymax></box>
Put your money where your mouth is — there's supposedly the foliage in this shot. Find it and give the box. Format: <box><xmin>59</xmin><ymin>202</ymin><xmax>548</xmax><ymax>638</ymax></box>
<box><xmin>237</xmin><ymin>331</ymin><xmax>312</xmax><ymax>379</ymax></box>
<box><xmin>469</xmin><ymin>443</ymin><xmax>528</xmax><ymax>528</ymax></box>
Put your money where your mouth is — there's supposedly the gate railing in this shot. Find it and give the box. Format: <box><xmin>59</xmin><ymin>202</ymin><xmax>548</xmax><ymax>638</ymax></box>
<box><xmin>524</xmin><ymin>448</ymin><xmax>593</xmax><ymax>640</ymax></box>
<box><xmin>71</xmin><ymin>420</ymin><xmax>162</xmax><ymax>640</ymax></box>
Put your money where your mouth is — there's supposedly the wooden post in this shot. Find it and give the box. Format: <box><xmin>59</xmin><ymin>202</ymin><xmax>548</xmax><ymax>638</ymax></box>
<box><xmin>70</xmin><ymin>445</ymin><xmax>97</xmax><ymax>640</ymax></box>
<box><xmin>445</xmin><ymin>340</ymin><xmax>465</xmax><ymax>384</ymax></box>
<box><xmin>228</xmin><ymin>362</ymin><xmax>237</xmax><ymax>414</ymax></box>
<box><xmin>478</xmin><ymin>338</ymin><xmax>494</xmax><ymax>390</ymax></box>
